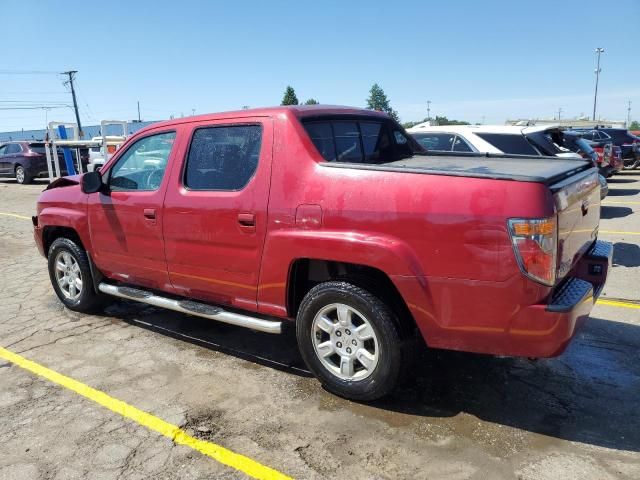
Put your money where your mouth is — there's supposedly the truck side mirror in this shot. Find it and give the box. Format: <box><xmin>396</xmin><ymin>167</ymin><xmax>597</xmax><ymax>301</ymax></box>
<box><xmin>82</xmin><ymin>171</ymin><xmax>103</xmax><ymax>194</ymax></box>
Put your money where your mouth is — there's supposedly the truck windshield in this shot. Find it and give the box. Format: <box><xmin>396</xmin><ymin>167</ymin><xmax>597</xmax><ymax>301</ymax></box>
<box><xmin>302</xmin><ymin>117</ymin><xmax>418</xmax><ymax>164</ymax></box>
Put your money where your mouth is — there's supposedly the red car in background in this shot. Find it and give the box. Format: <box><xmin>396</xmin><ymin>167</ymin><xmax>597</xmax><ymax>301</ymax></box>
<box><xmin>589</xmin><ymin>140</ymin><xmax>623</xmax><ymax>178</ymax></box>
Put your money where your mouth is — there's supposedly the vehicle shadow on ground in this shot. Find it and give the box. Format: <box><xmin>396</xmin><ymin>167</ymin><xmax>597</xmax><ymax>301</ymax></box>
<box><xmin>0</xmin><ymin>179</ymin><xmax>49</xmax><ymax>185</ymax></box>
<box><xmin>104</xmin><ymin>301</ymin><xmax>640</xmax><ymax>452</ymax></box>
<box><xmin>613</xmin><ymin>241</ymin><xmax>640</xmax><ymax>267</ymax></box>
<box><xmin>104</xmin><ymin>301</ymin><xmax>312</xmax><ymax>377</ymax></box>
<box><xmin>600</xmin><ymin>206</ymin><xmax>634</xmax><ymax>219</ymax></box>
<box><xmin>607</xmin><ymin>178</ymin><xmax>637</xmax><ymax>184</ymax></box>
<box><xmin>374</xmin><ymin>316</ymin><xmax>640</xmax><ymax>452</ymax></box>
<box><xmin>605</xmin><ymin>188</ymin><xmax>640</xmax><ymax>197</ymax></box>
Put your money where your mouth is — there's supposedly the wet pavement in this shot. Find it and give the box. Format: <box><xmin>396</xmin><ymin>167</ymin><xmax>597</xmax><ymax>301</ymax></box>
<box><xmin>0</xmin><ymin>172</ymin><xmax>639</xmax><ymax>479</ymax></box>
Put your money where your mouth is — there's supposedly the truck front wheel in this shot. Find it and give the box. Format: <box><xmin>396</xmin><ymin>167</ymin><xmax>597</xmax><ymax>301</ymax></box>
<box><xmin>47</xmin><ymin>237</ymin><xmax>107</xmax><ymax>312</ymax></box>
<box><xmin>296</xmin><ymin>281</ymin><xmax>403</xmax><ymax>401</ymax></box>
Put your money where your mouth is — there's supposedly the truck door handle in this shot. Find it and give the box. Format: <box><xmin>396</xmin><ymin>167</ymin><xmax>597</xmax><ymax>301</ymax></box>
<box><xmin>143</xmin><ymin>208</ymin><xmax>156</xmax><ymax>220</ymax></box>
<box><xmin>238</xmin><ymin>213</ymin><xmax>256</xmax><ymax>229</ymax></box>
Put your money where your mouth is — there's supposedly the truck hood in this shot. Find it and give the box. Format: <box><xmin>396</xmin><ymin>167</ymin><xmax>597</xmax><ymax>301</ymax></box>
<box><xmin>45</xmin><ymin>174</ymin><xmax>82</xmax><ymax>190</ymax></box>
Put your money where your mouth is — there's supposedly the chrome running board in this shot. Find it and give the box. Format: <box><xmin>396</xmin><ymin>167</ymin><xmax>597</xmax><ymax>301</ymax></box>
<box><xmin>98</xmin><ymin>283</ymin><xmax>282</xmax><ymax>334</ymax></box>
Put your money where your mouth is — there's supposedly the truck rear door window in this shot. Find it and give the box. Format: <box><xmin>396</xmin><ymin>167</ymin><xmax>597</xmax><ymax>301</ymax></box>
<box><xmin>475</xmin><ymin>133</ymin><xmax>539</xmax><ymax>155</ymax></box>
<box><xmin>303</xmin><ymin>119</ymin><xmax>414</xmax><ymax>164</ymax></box>
<box><xmin>185</xmin><ymin>125</ymin><xmax>262</xmax><ymax>190</ymax></box>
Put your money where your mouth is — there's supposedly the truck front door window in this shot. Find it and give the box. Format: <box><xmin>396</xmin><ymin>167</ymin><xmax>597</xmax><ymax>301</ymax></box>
<box><xmin>109</xmin><ymin>132</ymin><xmax>175</xmax><ymax>191</ymax></box>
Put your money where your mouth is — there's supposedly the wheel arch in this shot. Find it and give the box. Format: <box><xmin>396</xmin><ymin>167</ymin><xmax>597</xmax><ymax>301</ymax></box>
<box><xmin>287</xmin><ymin>258</ymin><xmax>418</xmax><ymax>339</ymax></box>
<box><xmin>43</xmin><ymin>225</ymin><xmax>103</xmax><ymax>293</ymax></box>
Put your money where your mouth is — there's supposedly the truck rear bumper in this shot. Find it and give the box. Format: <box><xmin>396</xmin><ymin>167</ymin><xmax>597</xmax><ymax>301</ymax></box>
<box><xmin>506</xmin><ymin>239</ymin><xmax>612</xmax><ymax>357</ymax></box>
<box><xmin>397</xmin><ymin>240</ymin><xmax>613</xmax><ymax>358</ymax></box>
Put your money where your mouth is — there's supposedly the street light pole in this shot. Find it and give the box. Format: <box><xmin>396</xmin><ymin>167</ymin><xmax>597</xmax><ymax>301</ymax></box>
<box><xmin>592</xmin><ymin>48</ymin><xmax>604</xmax><ymax>121</ymax></box>
<box><xmin>426</xmin><ymin>100</ymin><xmax>431</xmax><ymax>122</ymax></box>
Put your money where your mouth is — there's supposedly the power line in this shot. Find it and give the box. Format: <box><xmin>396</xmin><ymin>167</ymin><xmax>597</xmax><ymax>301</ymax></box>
<box><xmin>0</xmin><ymin>70</ymin><xmax>60</xmax><ymax>75</ymax></box>
<box><xmin>0</xmin><ymin>106</ymin><xmax>72</xmax><ymax>111</ymax></box>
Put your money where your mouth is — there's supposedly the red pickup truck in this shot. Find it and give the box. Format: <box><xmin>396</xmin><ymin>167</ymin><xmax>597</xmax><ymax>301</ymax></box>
<box><xmin>33</xmin><ymin>106</ymin><xmax>612</xmax><ymax>400</ymax></box>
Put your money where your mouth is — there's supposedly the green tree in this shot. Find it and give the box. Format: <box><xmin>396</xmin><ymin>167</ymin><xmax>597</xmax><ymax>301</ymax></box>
<box><xmin>402</xmin><ymin>116</ymin><xmax>470</xmax><ymax>129</ymax></box>
<box><xmin>304</xmin><ymin>98</ymin><xmax>319</xmax><ymax>105</ymax></box>
<box><xmin>434</xmin><ymin>116</ymin><xmax>470</xmax><ymax>126</ymax></box>
<box><xmin>281</xmin><ymin>86</ymin><xmax>299</xmax><ymax>106</ymax></box>
<box><xmin>402</xmin><ymin>121</ymin><xmax>422</xmax><ymax>129</ymax></box>
<box><xmin>629</xmin><ymin>120</ymin><xmax>640</xmax><ymax>130</ymax></box>
<box><xmin>366</xmin><ymin>83</ymin><xmax>399</xmax><ymax>121</ymax></box>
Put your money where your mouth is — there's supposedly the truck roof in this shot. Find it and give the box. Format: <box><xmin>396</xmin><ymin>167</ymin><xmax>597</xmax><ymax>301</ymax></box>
<box><xmin>133</xmin><ymin>105</ymin><xmax>389</xmax><ymax>137</ymax></box>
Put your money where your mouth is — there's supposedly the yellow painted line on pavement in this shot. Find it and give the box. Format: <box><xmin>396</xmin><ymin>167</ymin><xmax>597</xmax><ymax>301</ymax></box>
<box><xmin>600</xmin><ymin>230</ymin><xmax>640</xmax><ymax>236</ymax></box>
<box><xmin>0</xmin><ymin>212</ymin><xmax>31</xmax><ymax>220</ymax></box>
<box><xmin>0</xmin><ymin>346</ymin><xmax>292</xmax><ymax>480</ymax></box>
<box><xmin>596</xmin><ymin>299</ymin><xmax>640</xmax><ymax>310</ymax></box>
<box><xmin>602</xmin><ymin>201</ymin><xmax>640</xmax><ymax>205</ymax></box>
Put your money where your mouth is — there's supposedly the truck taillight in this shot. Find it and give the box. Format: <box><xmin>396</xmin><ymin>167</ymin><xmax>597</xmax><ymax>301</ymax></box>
<box><xmin>508</xmin><ymin>217</ymin><xmax>557</xmax><ymax>286</ymax></box>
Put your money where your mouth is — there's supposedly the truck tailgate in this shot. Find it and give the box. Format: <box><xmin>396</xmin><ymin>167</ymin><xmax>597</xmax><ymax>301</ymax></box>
<box><xmin>552</xmin><ymin>170</ymin><xmax>600</xmax><ymax>281</ymax></box>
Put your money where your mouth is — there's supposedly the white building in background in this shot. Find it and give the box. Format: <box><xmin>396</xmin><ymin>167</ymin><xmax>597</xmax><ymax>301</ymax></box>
<box><xmin>506</xmin><ymin>118</ymin><xmax>626</xmax><ymax>128</ymax></box>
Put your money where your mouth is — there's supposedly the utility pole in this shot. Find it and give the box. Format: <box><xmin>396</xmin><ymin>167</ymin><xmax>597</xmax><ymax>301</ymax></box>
<box><xmin>592</xmin><ymin>48</ymin><xmax>604</xmax><ymax>121</ymax></box>
<box><xmin>426</xmin><ymin>100</ymin><xmax>431</xmax><ymax>122</ymax></box>
<box><xmin>62</xmin><ymin>70</ymin><xmax>83</xmax><ymax>137</ymax></box>
<box><xmin>627</xmin><ymin>100</ymin><xmax>632</xmax><ymax>127</ymax></box>
<box><xmin>557</xmin><ymin>107</ymin><xmax>562</xmax><ymax>121</ymax></box>
<box><xmin>137</xmin><ymin>101</ymin><xmax>141</xmax><ymax>122</ymax></box>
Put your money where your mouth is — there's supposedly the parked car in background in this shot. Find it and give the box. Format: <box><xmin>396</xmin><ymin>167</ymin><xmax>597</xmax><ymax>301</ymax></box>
<box><xmin>561</xmin><ymin>129</ymin><xmax>622</xmax><ymax>176</ymax></box>
<box><xmin>34</xmin><ymin>105</ymin><xmax>611</xmax><ymax>401</ymax></box>
<box><xmin>573</xmin><ymin>128</ymin><xmax>640</xmax><ymax>170</ymax></box>
<box><xmin>561</xmin><ymin>131</ymin><xmax>608</xmax><ymax>199</ymax></box>
<box><xmin>408</xmin><ymin>125</ymin><xmax>609</xmax><ymax>199</ymax></box>
<box><xmin>0</xmin><ymin>141</ymin><xmax>88</xmax><ymax>184</ymax></box>
<box><xmin>407</xmin><ymin>124</ymin><xmax>582</xmax><ymax>158</ymax></box>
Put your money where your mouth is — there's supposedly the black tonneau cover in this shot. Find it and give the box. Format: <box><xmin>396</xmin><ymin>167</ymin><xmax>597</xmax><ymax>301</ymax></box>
<box><xmin>322</xmin><ymin>152</ymin><xmax>592</xmax><ymax>186</ymax></box>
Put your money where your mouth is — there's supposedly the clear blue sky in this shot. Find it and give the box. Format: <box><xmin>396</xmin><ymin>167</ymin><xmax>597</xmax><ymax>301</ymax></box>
<box><xmin>1</xmin><ymin>0</ymin><xmax>639</xmax><ymax>131</ymax></box>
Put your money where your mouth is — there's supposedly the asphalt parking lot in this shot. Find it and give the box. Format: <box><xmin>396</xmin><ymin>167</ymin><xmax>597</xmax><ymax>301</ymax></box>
<box><xmin>0</xmin><ymin>173</ymin><xmax>639</xmax><ymax>480</ymax></box>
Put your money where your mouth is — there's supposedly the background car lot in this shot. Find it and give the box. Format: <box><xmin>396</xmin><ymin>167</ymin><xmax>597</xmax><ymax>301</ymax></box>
<box><xmin>0</xmin><ymin>174</ymin><xmax>639</xmax><ymax>479</ymax></box>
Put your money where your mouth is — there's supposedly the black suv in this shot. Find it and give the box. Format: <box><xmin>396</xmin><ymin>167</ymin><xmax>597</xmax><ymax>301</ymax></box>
<box><xmin>573</xmin><ymin>128</ymin><xmax>640</xmax><ymax>169</ymax></box>
<box><xmin>0</xmin><ymin>141</ymin><xmax>88</xmax><ymax>184</ymax></box>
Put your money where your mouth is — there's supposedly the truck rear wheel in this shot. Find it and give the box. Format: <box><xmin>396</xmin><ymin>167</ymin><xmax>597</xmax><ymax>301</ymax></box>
<box><xmin>296</xmin><ymin>281</ymin><xmax>403</xmax><ymax>401</ymax></box>
<box><xmin>47</xmin><ymin>237</ymin><xmax>107</xmax><ymax>312</ymax></box>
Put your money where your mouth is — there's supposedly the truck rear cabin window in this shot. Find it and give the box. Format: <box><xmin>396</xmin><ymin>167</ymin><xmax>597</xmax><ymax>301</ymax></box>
<box><xmin>303</xmin><ymin>119</ymin><xmax>414</xmax><ymax>164</ymax></box>
<box><xmin>475</xmin><ymin>133</ymin><xmax>540</xmax><ymax>156</ymax></box>
<box><xmin>185</xmin><ymin>125</ymin><xmax>262</xmax><ymax>190</ymax></box>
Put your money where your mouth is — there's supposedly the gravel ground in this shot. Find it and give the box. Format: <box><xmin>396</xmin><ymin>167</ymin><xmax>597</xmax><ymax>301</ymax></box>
<box><xmin>0</xmin><ymin>171</ymin><xmax>639</xmax><ymax>480</ymax></box>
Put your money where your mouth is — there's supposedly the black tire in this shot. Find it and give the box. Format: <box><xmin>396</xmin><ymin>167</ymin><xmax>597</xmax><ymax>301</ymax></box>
<box><xmin>15</xmin><ymin>165</ymin><xmax>32</xmax><ymax>184</ymax></box>
<box><xmin>47</xmin><ymin>237</ymin><xmax>107</xmax><ymax>312</ymax></box>
<box><xmin>623</xmin><ymin>158</ymin><xmax>640</xmax><ymax>170</ymax></box>
<box><xmin>296</xmin><ymin>281</ymin><xmax>403</xmax><ymax>401</ymax></box>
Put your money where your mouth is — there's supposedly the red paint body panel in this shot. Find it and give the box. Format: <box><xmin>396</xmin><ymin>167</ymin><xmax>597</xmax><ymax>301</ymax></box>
<box><xmin>33</xmin><ymin>106</ymin><xmax>610</xmax><ymax>359</ymax></box>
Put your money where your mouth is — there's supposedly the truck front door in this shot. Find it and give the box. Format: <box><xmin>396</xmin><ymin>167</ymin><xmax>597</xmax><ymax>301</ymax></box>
<box><xmin>162</xmin><ymin>118</ymin><xmax>273</xmax><ymax>311</ymax></box>
<box><xmin>87</xmin><ymin>130</ymin><xmax>178</xmax><ymax>291</ymax></box>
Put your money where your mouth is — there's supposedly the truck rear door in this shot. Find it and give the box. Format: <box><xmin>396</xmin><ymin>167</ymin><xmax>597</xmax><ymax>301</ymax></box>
<box><xmin>162</xmin><ymin>117</ymin><xmax>273</xmax><ymax>311</ymax></box>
